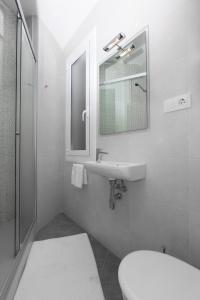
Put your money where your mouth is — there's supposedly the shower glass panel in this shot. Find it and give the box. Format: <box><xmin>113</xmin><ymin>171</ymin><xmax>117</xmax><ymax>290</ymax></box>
<box><xmin>19</xmin><ymin>23</ymin><xmax>36</xmax><ymax>244</ymax></box>
<box><xmin>0</xmin><ymin>0</ymin><xmax>16</xmax><ymax>290</ymax></box>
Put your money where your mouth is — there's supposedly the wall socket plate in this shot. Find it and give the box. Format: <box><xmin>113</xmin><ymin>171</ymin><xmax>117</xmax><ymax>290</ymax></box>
<box><xmin>164</xmin><ymin>93</ymin><xmax>191</xmax><ymax>113</ymax></box>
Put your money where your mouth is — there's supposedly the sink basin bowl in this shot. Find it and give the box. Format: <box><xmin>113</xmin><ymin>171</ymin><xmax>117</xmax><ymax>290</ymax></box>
<box><xmin>84</xmin><ymin>161</ymin><xmax>146</xmax><ymax>181</ymax></box>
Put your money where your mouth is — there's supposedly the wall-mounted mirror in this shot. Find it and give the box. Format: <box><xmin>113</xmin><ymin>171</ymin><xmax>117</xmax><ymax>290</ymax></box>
<box><xmin>99</xmin><ymin>28</ymin><xmax>149</xmax><ymax>135</ymax></box>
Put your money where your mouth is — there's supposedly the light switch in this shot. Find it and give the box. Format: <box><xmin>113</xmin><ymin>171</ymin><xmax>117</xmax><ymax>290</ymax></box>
<box><xmin>164</xmin><ymin>94</ymin><xmax>191</xmax><ymax>113</ymax></box>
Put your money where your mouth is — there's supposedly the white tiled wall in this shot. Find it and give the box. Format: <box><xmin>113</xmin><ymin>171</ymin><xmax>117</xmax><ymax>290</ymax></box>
<box><xmin>36</xmin><ymin>20</ymin><xmax>65</xmax><ymax>230</ymax></box>
<box><xmin>0</xmin><ymin>2</ymin><xmax>16</xmax><ymax>224</ymax></box>
<box><xmin>63</xmin><ymin>0</ymin><xmax>200</xmax><ymax>267</ymax></box>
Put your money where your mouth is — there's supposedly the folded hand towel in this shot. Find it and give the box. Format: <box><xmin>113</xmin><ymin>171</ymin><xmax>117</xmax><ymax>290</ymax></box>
<box><xmin>71</xmin><ymin>164</ymin><xmax>88</xmax><ymax>189</ymax></box>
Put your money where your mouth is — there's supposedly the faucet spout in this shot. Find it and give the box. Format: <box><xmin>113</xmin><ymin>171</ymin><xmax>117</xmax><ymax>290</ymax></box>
<box><xmin>96</xmin><ymin>148</ymin><xmax>108</xmax><ymax>162</ymax></box>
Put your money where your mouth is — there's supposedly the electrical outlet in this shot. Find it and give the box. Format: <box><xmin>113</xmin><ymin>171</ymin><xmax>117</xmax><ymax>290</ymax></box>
<box><xmin>164</xmin><ymin>93</ymin><xmax>191</xmax><ymax>113</ymax></box>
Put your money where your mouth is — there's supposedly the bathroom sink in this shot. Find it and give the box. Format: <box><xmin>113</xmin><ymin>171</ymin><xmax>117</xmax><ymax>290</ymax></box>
<box><xmin>84</xmin><ymin>161</ymin><xmax>146</xmax><ymax>181</ymax></box>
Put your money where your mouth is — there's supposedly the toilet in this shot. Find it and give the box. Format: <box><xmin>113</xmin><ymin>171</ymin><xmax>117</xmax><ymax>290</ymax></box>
<box><xmin>118</xmin><ymin>250</ymin><xmax>200</xmax><ymax>300</ymax></box>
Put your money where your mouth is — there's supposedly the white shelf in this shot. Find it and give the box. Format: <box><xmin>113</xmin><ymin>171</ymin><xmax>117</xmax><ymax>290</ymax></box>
<box><xmin>100</xmin><ymin>72</ymin><xmax>147</xmax><ymax>86</ymax></box>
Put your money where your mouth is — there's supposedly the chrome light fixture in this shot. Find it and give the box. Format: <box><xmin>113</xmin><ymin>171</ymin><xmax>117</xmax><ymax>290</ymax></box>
<box><xmin>103</xmin><ymin>33</ymin><xmax>125</xmax><ymax>52</ymax></box>
<box><xmin>116</xmin><ymin>44</ymin><xmax>135</xmax><ymax>59</ymax></box>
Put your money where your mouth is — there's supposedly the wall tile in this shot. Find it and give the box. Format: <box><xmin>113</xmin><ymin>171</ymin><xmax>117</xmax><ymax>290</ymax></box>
<box><xmin>37</xmin><ymin>20</ymin><xmax>65</xmax><ymax>230</ymax></box>
<box><xmin>63</xmin><ymin>0</ymin><xmax>200</xmax><ymax>268</ymax></box>
<box><xmin>188</xmin><ymin>158</ymin><xmax>200</xmax><ymax>213</ymax></box>
<box><xmin>0</xmin><ymin>3</ymin><xmax>16</xmax><ymax>224</ymax></box>
<box><xmin>130</xmin><ymin>202</ymin><xmax>189</xmax><ymax>261</ymax></box>
<box><xmin>141</xmin><ymin>157</ymin><xmax>189</xmax><ymax>209</ymax></box>
<box><xmin>189</xmin><ymin>211</ymin><xmax>200</xmax><ymax>268</ymax></box>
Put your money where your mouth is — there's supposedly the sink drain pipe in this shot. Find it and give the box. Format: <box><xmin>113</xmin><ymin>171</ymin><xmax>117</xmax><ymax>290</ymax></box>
<box><xmin>109</xmin><ymin>179</ymin><xmax>127</xmax><ymax>209</ymax></box>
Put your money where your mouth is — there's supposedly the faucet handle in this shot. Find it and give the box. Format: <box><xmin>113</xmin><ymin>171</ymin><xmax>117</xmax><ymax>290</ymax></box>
<box><xmin>96</xmin><ymin>148</ymin><xmax>108</xmax><ymax>153</ymax></box>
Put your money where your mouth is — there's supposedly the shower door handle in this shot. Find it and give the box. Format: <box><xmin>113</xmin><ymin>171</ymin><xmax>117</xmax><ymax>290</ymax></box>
<box><xmin>16</xmin><ymin>132</ymin><xmax>20</xmax><ymax>136</ymax></box>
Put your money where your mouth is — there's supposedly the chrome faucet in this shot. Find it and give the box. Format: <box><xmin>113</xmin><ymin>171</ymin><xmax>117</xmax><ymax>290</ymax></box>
<box><xmin>96</xmin><ymin>148</ymin><xmax>108</xmax><ymax>162</ymax></box>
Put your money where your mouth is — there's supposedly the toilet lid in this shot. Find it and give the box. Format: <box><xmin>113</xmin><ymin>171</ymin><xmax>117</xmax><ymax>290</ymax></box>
<box><xmin>118</xmin><ymin>251</ymin><xmax>200</xmax><ymax>300</ymax></box>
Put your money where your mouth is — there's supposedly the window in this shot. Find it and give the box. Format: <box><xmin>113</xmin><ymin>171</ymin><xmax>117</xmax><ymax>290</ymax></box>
<box><xmin>65</xmin><ymin>29</ymin><xmax>97</xmax><ymax>161</ymax></box>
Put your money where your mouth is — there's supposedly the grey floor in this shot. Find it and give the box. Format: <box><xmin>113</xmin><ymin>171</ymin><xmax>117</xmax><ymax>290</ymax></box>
<box><xmin>35</xmin><ymin>214</ymin><xmax>123</xmax><ymax>300</ymax></box>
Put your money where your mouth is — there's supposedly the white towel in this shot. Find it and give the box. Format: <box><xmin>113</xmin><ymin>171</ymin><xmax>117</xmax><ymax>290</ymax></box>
<box><xmin>71</xmin><ymin>164</ymin><xmax>88</xmax><ymax>189</ymax></box>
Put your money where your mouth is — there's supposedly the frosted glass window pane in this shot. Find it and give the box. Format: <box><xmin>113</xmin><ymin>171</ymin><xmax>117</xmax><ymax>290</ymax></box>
<box><xmin>71</xmin><ymin>53</ymin><xmax>86</xmax><ymax>150</ymax></box>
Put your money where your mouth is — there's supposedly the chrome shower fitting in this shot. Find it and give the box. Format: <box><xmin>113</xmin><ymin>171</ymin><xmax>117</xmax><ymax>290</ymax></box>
<box><xmin>109</xmin><ymin>179</ymin><xmax>128</xmax><ymax>210</ymax></box>
<box><xmin>134</xmin><ymin>82</ymin><xmax>147</xmax><ymax>93</ymax></box>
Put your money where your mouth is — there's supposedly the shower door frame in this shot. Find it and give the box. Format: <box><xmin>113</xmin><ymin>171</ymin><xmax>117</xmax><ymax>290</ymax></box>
<box><xmin>15</xmin><ymin>0</ymin><xmax>37</xmax><ymax>254</ymax></box>
<box><xmin>0</xmin><ymin>1</ymin><xmax>37</xmax><ymax>298</ymax></box>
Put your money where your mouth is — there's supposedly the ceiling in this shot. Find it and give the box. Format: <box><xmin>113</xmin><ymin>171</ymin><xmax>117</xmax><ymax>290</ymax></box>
<box><xmin>6</xmin><ymin>0</ymin><xmax>99</xmax><ymax>49</ymax></box>
<box><xmin>36</xmin><ymin>0</ymin><xmax>99</xmax><ymax>49</ymax></box>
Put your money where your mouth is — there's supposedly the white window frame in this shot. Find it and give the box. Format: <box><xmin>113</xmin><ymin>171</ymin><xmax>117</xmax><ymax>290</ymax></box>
<box><xmin>65</xmin><ymin>29</ymin><xmax>97</xmax><ymax>162</ymax></box>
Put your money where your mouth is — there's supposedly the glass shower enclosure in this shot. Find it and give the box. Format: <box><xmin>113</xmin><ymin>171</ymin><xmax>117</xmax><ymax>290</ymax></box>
<box><xmin>0</xmin><ymin>0</ymin><xmax>36</xmax><ymax>294</ymax></box>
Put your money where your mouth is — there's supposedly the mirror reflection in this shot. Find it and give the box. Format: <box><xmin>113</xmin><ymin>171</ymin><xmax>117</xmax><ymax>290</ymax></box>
<box><xmin>99</xmin><ymin>29</ymin><xmax>148</xmax><ymax>135</ymax></box>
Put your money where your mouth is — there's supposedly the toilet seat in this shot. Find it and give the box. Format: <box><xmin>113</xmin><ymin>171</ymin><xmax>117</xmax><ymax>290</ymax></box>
<box><xmin>118</xmin><ymin>250</ymin><xmax>200</xmax><ymax>300</ymax></box>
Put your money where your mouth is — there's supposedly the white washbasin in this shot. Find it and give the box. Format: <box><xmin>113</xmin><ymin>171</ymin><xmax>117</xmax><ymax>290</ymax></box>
<box><xmin>84</xmin><ymin>161</ymin><xmax>146</xmax><ymax>181</ymax></box>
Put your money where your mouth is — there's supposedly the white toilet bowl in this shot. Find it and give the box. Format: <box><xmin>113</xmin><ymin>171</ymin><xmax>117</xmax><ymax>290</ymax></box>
<box><xmin>118</xmin><ymin>250</ymin><xmax>200</xmax><ymax>300</ymax></box>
